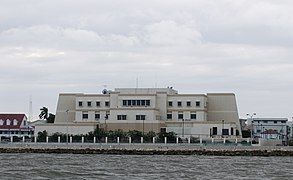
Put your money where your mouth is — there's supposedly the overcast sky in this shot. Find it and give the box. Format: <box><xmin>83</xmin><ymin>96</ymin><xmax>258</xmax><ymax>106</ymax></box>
<box><xmin>0</xmin><ymin>0</ymin><xmax>293</xmax><ymax>120</ymax></box>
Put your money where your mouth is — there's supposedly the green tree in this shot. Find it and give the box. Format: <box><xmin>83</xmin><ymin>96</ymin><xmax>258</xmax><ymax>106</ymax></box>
<box><xmin>39</xmin><ymin>107</ymin><xmax>55</xmax><ymax>123</ymax></box>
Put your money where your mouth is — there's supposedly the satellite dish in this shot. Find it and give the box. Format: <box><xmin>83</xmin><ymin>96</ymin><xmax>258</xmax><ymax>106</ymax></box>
<box><xmin>102</xmin><ymin>89</ymin><xmax>108</xmax><ymax>94</ymax></box>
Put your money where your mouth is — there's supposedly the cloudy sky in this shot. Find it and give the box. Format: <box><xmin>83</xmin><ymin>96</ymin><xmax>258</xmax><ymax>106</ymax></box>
<box><xmin>0</xmin><ymin>0</ymin><xmax>293</xmax><ymax>120</ymax></box>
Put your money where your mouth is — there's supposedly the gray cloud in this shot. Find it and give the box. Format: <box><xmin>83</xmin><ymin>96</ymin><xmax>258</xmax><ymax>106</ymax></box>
<box><xmin>0</xmin><ymin>0</ymin><xmax>292</xmax><ymax>119</ymax></box>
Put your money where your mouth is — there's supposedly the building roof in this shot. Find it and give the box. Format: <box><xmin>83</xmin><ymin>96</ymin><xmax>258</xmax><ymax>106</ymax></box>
<box><xmin>252</xmin><ymin>118</ymin><xmax>288</xmax><ymax>121</ymax></box>
<box><xmin>0</xmin><ymin>114</ymin><xmax>26</xmax><ymax>129</ymax></box>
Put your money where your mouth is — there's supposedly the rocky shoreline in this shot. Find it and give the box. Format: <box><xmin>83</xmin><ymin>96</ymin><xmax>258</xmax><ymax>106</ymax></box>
<box><xmin>1</xmin><ymin>147</ymin><xmax>293</xmax><ymax>156</ymax></box>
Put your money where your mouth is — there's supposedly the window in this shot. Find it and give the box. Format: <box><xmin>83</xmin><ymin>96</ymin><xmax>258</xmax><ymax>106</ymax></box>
<box><xmin>122</xmin><ymin>100</ymin><xmax>127</xmax><ymax>106</ymax></box>
<box><xmin>117</xmin><ymin>115</ymin><xmax>127</xmax><ymax>120</ymax></box>
<box><xmin>136</xmin><ymin>115</ymin><xmax>146</xmax><ymax>120</ymax></box>
<box><xmin>190</xmin><ymin>113</ymin><xmax>197</xmax><ymax>119</ymax></box>
<box><xmin>78</xmin><ymin>101</ymin><xmax>83</xmax><ymax>107</ymax></box>
<box><xmin>6</xmin><ymin>119</ymin><xmax>11</xmax><ymax>125</ymax></box>
<box><xmin>141</xmin><ymin>100</ymin><xmax>146</xmax><ymax>106</ymax></box>
<box><xmin>87</xmin><ymin>101</ymin><xmax>92</xmax><ymax>107</ymax></box>
<box><xmin>222</xmin><ymin>129</ymin><xmax>229</xmax><ymax>135</ymax></box>
<box><xmin>263</xmin><ymin>121</ymin><xmax>268</xmax><ymax>123</ymax></box>
<box><xmin>187</xmin><ymin>101</ymin><xmax>191</xmax><ymax>107</ymax></box>
<box><xmin>0</xmin><ymin>119</ymin><xmax>3</xmax><ymax>126</ymax></box>
<box><xmin>132</xmin><ymin>100</ymin><xmax>136</xmax><ymax>106</ymax></box>
<box><xmin>196</xmin><ymin>101</ymin><xmax>200</xmax><ymax>107</ymax></box>
<box><xmin>136</xmin><ymin>100</ymin><xmax>141</xmax><ymax>106</ymax></box>
<box><xmin>281</xmin><ymin>121</ymin><xmax>286</xmax><ymax>123</ymax></box>
<box><xmin>146</xmin><ymin>100</ymin><xmax>150</xmax><ymax>106</ymax></box>
<box><xmin>274</xmin><ymin>121</ymin><xmax>278</xmax><ymax>124</ymax></box>
<box><xmin>95</xmin><ymin>113</ymin><xmax>100</xmax><ymax>120</ymax></box>
<box><xmin>178</xmin><ymin>113</ymin><xmax>183</xmax><ymax>119</ymax></box>
<box><xmin>105</xmin><ymin>101</ymin><xmax>110</xmax><ymax>107</ymax></box>
<box><xmin>168</xmin><ymin>101</ymin><xmax>173</xmax><ymax>107</ymax></box>
<box><xmin>13</xmin><ymin>119</ymin><xmax>18</xmax><ymax>126</ymax></box>
<box><xmin>96</xmin><ymin>101</ymin><xmax>100</xmax><ymax>107</ymax></box>
<box><xmin>177</xmin><ymin>101</ymin><xmax>182</xmax><ymax>107</ymax></box>
<box><xmin>167</xmin><ymin>113</ymin><xmax>172</xmax><ymax>119</ymax></box>
<box><xmin>82</xmin><ymin>112</ymin><xmax>88</xmax><ymax>119</ymax></box>
<box><xmin>127</xmin><ymin>100</ymin><xmax>131</xmax><ymax>106</ymax></box>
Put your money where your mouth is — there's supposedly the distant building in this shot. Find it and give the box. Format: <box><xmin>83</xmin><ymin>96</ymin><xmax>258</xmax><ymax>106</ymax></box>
<box><xmin>0</xmin><ymin>114</ymin><xmax>34</xmax><ymax>138</ymax></box>
<box><xmin>35</xmin><ymin>88</ymin><xmax>242</xmax><ymax>137</ymax></box>
<box><xmin>252</xmin><ymin>118</ymin><xmax>288</xmax><ymax>141</ymax></box>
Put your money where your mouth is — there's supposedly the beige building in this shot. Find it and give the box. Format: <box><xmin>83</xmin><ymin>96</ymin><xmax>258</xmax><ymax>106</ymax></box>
<box><xmin>35</xmin><ymin>88</ymin><xmax>242</xmax><ymax>137</ymax></box>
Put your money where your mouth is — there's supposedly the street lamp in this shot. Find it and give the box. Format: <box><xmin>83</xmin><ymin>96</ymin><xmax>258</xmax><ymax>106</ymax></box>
<box><xmin>182</xmin><ymin>119</ymin><xmax>185</xmax><ymax>138</ymax></box>
<box><xmin>246</xmin><ymin>113</ymin><xmax>256</xmax><ymax>137</ymax></box>
<box><xmin>66</xmin><ymin>109</ymin><xmax>69</xmax><ymax>144</ymax></box>
<box><xmin>142</xmin><ymin>117</ymin><xmax>145</xmax><ymax>136</ymax></box>
<box><xmin>222</xmin><ymin>120</ymin><xmax>224</xmax><ymax>138</ymax></box>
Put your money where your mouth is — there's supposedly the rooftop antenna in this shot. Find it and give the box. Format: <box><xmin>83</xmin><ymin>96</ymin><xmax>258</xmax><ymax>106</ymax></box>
<box><xmin>28</xmin><ymin>95</ymin><xmax>33</xmax><ymax>122</ymax></box>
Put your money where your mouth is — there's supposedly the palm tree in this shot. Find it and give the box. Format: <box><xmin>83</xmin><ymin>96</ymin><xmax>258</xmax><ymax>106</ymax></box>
<box><xmin>39</xmin><ymin>107</ymin><xmax>49</xmax><ymax>120</ymax></box>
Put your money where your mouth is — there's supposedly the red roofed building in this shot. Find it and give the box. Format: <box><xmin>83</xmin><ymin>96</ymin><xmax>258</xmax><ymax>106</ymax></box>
<box><xmin>0</xmin><ymin>114</ymin><xmax>34</xmax><ymax>138</ymax></box>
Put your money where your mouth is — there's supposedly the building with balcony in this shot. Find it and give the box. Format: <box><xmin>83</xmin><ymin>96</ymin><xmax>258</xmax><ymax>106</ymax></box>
<box><xmin>0</xmin><ymin>114</ymin><xmax>34</xmax><ymax>138</ymax></box>
<box><xmin>35</xmin><ymin>88</ymin><xmax>242</xmax><ymax>137</ymax></box>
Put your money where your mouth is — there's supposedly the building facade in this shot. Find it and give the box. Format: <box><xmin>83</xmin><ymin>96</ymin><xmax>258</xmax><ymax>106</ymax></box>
<box><xmin>252</xmin><ymin>118</ymin><xmax>288</xmax><ymax>141</ymax></box>
<box><xmin>0</xmin><ymin>114</ymin><xmax>34</xmax><ymax>138</ymax></box>
<box><xmin>35</xmin><ymin>88</ymin><xmax>242</xmax><ymax>137</ymax></box>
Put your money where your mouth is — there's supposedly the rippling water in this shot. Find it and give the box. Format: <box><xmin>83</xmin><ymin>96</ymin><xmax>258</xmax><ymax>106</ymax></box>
<box><xmin>0</xmin><ymin>154</ymin><xmax>292</xmax><ymax>179</ymax></box>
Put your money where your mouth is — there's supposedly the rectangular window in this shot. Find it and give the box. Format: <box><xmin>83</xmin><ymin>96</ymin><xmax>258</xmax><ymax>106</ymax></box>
<box><xmin>146</xmin><ymin>100</ymin><xmax>150</xmax><ymax>106</ymax></box>
<box><xmin>177</xmin><ymin>101</ymin><xmax>182</xmax><ymax>107</ymax></box>
<box><xmin>122</xmin><ymin>100</ymin><xmax>127</xmax><ymax>106</ymax></box>
<box><xmin>263</xmin><ymin>121</ymin><xmax>268</xmax><ymax>123</ymax></box>
<box><xmin>274</xmin><ymin>121</ymin><xmax>277</xmax><ymax>124</ymax></box>
<box><xmin>78</xmin><ymin>101</ymin><xmax>83</xmax><ymax>107</ymax></box>
<box><xmin>167</xmin><ymin>113</ymin><xmax>172</xmax><ymax>119</ymax></box>
<box><xmin>95</xmin><ymin>113</ymin><xmax>100</xmax><ymax>120</ymax></box>
<box><xmin>190</xmin><ymin>113</ymin><xmax>196</xmax><ymax>119</ymax></box>
<box><xmin>196</xmin><ymin>101</ymin><xmax>200</xmax><ymax>107</ymax></box>
<box><xmin>187</xmin><ymin>101</ymin><xmax>191</xmax><ymax>107</ymax></box>
<box><xmin>82</xmin><ymin>112</ymin><xmax>88</xmax><ymax>119</ymax></box>
<box><xmin>87</xmin><ymin>101</ymin><xmax>92</xmax><ymax>107</ymax></box>
<box><xmin>178</xmin><ymin>113</ymin><xmax>183</xmax><ymax>119</ymax></box>
<box><xmin>136</xmin><ymin>100</ymin><xmax>141</xmax><ymax>106</ymax></box>
<box><xmin>132</xmin><ymin>100</ymin><xmax>136</xmax><ymax>106</ymax></box>
<box><xmin>127</xmin><ymin>100</ymin><xmax>131</xmax><ymax>106</ymax></box>
<box><xmin>168</xmin><ymin>101</ymin><xmax>173</xmax><ymax>107</ymax></box>
<box><xmin>117</xmin><ymin>115</ymin><xmax>126</xmax><ymax>120</ymax></box>
<box><xmin>141</xmin><ymin>100</ymin><xmax>146</xmax><ymax>106</ymax></box>
<box><xmin>136</xmin><ymin>115</ymin><xmax>146</xmax><ymax>120</ymax></box>
<box><xmin>105</xmin><ymin>101</ymin><xmax>110</xmax><ymax>107</ymax></box>
<box><xmin>96</xmin><ymin>101</ymin><xmax>100</xmax><ymax>107</ymax></box>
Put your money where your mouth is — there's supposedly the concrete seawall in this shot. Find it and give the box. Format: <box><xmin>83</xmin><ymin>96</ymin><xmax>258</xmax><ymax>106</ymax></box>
<box><xmin>1</xmin><ymin>143</ymin><xmax>293</xmax><ymax>156</ymax></box>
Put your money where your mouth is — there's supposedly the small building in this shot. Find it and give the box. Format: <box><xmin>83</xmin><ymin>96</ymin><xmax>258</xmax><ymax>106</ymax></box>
<box><xmin>252</xmin><ymin>118</ymin><xmax>288</xmax><ymax>141</ymax></box>
<box><xmin>0</xmin><ymin>114</ymin><xmax>34</xmax><ymax>138</ymax></box>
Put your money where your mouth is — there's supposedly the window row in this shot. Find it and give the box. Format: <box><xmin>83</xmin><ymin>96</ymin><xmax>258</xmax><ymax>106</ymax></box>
<box><xmin>0</xmin><ymin>119</ymin><xmax>19</xmax><ymax>126</ymax></box>
<box><xmin>167</xmin><ymin>113</ymin><xmax>197</xmax><ymax>120</ymax></box>
<box><xmin>168</xmin><ymin>101</ymin><xmax>201</xmax><ymax>107</ymax></box>
<box><xmin>78</xmin><ymin>101</ymin><xmax>110</xmax><ymax>107</ymax></box>
<box><xmin>0</xmin><ymin>131</ymin><xmax>32</xmax><ymax>135</ymax></box>
<box><xmin>122</xmin><ymin>100</ymin><xmax>151</xmax><ymax>107</ymax></box>
<box><xmin>81</xmin><ymin>113</ymin><xmax>146</xmax><ymax>121</ymax></box>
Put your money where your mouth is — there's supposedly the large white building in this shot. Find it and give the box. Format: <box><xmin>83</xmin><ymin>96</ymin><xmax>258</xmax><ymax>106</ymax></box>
<box><xmin>35</xmin><ymin>88</ymin><xmax>242</xmax><ymax>138</ymax></box>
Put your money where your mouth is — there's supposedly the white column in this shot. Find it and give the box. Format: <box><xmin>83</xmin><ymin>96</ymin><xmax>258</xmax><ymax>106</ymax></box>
<box><xmin>58</xmin><ymin>136</ymin><xmax>61</xmax><ymax>143</ymax></box>
<box><xmin>129</xmin><ymin>137</ymin><xmax>132</xmax><ymax>144</ymax></box>
<box><xmin>223</xmin><ymin>138</ymin><xmax>226</xmax><ymax>144</ymax></box>
<box><xmin>22</xmin><ymin>136</ymin><xmax>25</xmax><ymax>143</ymax></box>
<box><xmin>117</xmin><ymin>137</ymin><xmax>120</xmax><ymax>144</ymax></box>
<box><xmin>34</xmin><ymin>136</ymin><xmax>37</xmax><ymax>143</ymax></box>
<box><xmin>235</xmin><ymin>138</ymin><xmax>238</xmax><ymax>144</ymax></box>
<box><xmin>153</xmin><ymin>137</ymin><xmax>155</xmax><ymax>144</ymax></box>
<box><xmin>212</xmin><ymin>138</ymin><xmax>214</xmax><ymax>143</ymax></box>
<box><xmin>81</xmin><ymin>136</ymin><xmax>84</xmax><ymax>143</ymax></box>
<box><xmin>93</xmin><ymin>137</ymin><xmax>96</xmax><ymax>144</ymax></box>
<box><xmin>176</xmin><ymin>137</ymin><xmax>179</xmax><ymax>144</ymax></box>
<box><xmin>141</xmin><ymin>137</ymin><xmax>143</xmax><ymax>144</ymax></box>
<box><xmin>70</xmin><ymin>136</ymin><xmax>72</xmax><ymax>143</ymax></box>
<box><xmin>10</xmin><ymin>136</ymin><xmax>13</xmax><ymax>142</ymax></box>
<box><xmin>164</xmin><ymin>137</ymin><xmax>167</xmax><ymax>144</ymax></box>
<box><xmin>200</xmin><ymin>137</ymin><xmax>203</xmax><ymax>144</ymax></box>
<box><xmin>105</xmin><ymin>137</ymin><xmax>108</xmax><ymax>144</ymax></box>
<box><xmin>247</xmin><ymin>138</ymin><xmax>250</xmax><ymax>143</ymax></box>
<box><xmin>188</xmin><ymin>137</ymin><xmax>191</xmax><ymax>144</ymax></box>
<box><xmin>46</xmin><ymin>136</ymin><xmax>49</xmax><ymax>143</ymax></box>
